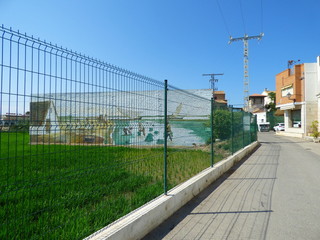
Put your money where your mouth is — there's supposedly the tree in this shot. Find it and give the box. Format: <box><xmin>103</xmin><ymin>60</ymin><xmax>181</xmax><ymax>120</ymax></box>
<box><xmin>213</xmin><ymin>109</ymin><xmax>231</xmax><ymax>140</ymax></box>
<box><xmin>265</xmin><ymin>92</ymin><xmax>276</xmax><ymax>112</ymax></box>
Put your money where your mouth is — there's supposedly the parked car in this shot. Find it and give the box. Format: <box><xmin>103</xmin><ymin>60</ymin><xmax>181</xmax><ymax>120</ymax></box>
<box><xmin>293</xmin><ymin>121</ymin><xmax>301</xmax><ymax>128</ymax></box>
<box><xmin>258</xmin><ymin>123</ymin><xmax>270</xmax><ymax>132</ymax></box>
<box><xmin>273</xmin><ymin>123</ymin><xmax>285</xmax><ymax>131</ymax></box>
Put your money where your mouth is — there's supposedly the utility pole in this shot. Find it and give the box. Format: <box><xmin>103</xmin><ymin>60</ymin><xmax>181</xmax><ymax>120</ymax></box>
<box><xmin>203</xmin><ymin>73</ymin><xmax>223</xmax><ymax>167</ymax></box>
<box><xmin>202</xmin><ymin>73</ymin><xmax>224</xmax><ymax>98</ymax></box>
<box><xmin>229</xmin><ymin>33</ymin><xmax>264</xmax><ymax>111</ymax></box>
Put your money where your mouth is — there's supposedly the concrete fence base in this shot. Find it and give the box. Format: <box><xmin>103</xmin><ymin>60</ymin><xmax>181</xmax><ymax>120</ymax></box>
<box><xmin>85</xmin><ymin>141</ymin><xmax>260</xmax><ymax>240</ymax></box>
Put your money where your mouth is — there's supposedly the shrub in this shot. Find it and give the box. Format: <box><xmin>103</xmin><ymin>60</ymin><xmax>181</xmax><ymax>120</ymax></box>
<box><xmin>310</xmin><ymin>120</ymin><xmax>319</xmax><ymax>139</ymax></box>
<box><xmin>213</xmin><ymin>109</ymin><xmax>231</xmax><ymax>140</ymax></box>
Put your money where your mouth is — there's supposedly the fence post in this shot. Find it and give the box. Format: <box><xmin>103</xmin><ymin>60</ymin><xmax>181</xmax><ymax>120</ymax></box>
<box><xmin>230</xmin><ymin>105</ymin><xmax>234</xmax><ymax>155</ymax></box>
<box><xmin>164</xmin><ymin>79</ymin><xmax>168</xmax><ymax>195</ymax></box>
<box><xmin>242</xmin><ymin>110</ymin><xmax>245</xmax><ymax>148</ymax></box>
<box><xmin>249</xmin><ymin>113</ymin><xmax>252</xmax><ymax>143</ymax></box>
<box><xmin>211</xmin><ymin>97</ymin><xmax>214</xmax><ymax>167</ymax></box>
<box><xmin>255</xmin><ymin>115</ymin><xmax>258</xmax><ymax>141</ymax></box>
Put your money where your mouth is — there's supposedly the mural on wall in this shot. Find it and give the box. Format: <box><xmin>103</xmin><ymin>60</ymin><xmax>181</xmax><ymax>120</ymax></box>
<box><xmin>29</xmin><ymin>101</ymin><xmax>115</xmax><ymax>145</ymax></box>
<box><xmin>29</xmin><ymin>90</ymin><xmax>211</xmax><ymax>146</ymax></box>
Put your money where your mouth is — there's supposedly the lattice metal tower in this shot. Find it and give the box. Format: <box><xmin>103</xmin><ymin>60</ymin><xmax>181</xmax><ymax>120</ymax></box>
<box><xmin>229</xmin><ymin>33</ymin><xmax>264</xmax><ymax>111</ymax></box>
<box><xmin>202</xmin><ymin>73</ymin><xmax>223</xmax><ymax>99</ymax></box>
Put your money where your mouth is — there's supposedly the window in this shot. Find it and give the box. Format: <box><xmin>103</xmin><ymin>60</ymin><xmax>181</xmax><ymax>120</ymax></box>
<box><xmin>291</xmin><ymin>109</ymin><xmax>301</xmax><ymax>127</ymax></box>
<box><xmin>253</xmin><ymin>98</ymin><xmax>263</xmax><ymax>104</ymax></box>
<box><xmin>281</xmin><ymin>85</ymin><xmax>293</xmax><ymax>97</ymax></box>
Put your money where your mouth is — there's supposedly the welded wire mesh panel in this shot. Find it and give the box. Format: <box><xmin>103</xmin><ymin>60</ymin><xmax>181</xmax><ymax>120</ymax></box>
<box><xmin>221</xmin><ymin>107</ymin><xmax>257</xmax><ymax>156</ymax></box>
<box><xmin>250</xmin><ymin>113</ymin><xmax>258</xmax><ymax>142</ymax></box>
<box><xmin>267</xmin><ymin>111</ymin><xmax>284</xmax><ymax>130</ymax></box>
<box><xmin>0</xmin><ymin>26</ymin><xmax>165</xmax><ymax>239</ymax></box>
<box><xmin>243</xmin><ymin>111</ymin><xmax>252</xmax><ymax>146</ymax></box>
<box><xmin>0</xmin><ymin>25</ymin><xmax>260</xmax><ymax>239</ymax></box>
<box><xmin>165</xmin><ymin>86</ymin><xmax>212</xmax><ymax>188</ymax></box>
<box><xmin>231</xmin><ymin>107</ymin><xmax>245</xmax><ymax>153</ymax></box>
<box><xmin>212</xmin><ymin>104</ymin><xmax>232</xmax><ymax>157</ymax></box>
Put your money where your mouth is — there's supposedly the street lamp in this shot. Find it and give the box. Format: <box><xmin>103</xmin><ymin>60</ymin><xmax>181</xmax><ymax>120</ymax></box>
<box><xmin>286</xmin><ymin>92</ymin><xmax>296</xmax><ymax>103</ymax></box>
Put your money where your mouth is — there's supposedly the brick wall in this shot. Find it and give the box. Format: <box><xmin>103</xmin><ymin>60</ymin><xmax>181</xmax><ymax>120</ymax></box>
<box><xmin>275</xmin><ymin>64</ymin><xmax>304</xmax><ymax>105</ymax></box>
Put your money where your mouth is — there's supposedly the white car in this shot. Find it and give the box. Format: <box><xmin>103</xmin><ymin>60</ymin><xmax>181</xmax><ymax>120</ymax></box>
<box><xmin>293</xmin><ymin>121</ymin><xmax>301</xmax><ymax>128</ymax></box>
<box><xmin>273</xmin><ymin>123</ymin><xmax>285</xmax><ymax>131</ymax></box>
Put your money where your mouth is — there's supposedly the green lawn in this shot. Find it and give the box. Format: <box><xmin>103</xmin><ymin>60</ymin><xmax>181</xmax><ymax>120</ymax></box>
<box><xmin>0</xmin><ymin>132</ymin><xmax>224</xmax><ymax>239</ymax></box>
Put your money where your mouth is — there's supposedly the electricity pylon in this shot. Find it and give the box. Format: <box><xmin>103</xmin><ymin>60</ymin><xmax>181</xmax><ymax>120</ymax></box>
<box><xmin>229</xmin><ymin>33</ymin><xmax>264</xmax><ymax>111</ymax></box>
<box><xmin>202</xmin><ymin>73</ymin><xmax>224</xmax><ymax>98</ymax></box>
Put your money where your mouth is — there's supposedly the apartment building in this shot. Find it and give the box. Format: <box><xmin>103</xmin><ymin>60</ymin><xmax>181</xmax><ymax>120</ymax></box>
<box><xmin>213</xmin><ymin>91</ymin><xmax>228</xmax><ymax>107</ymax></box>
<box><xmin>249</xmin><ymin>89</ymin><xmax>275</xmax><ymax>123</ymax></box>
<box><xmin>249</xmin><ymin>93</ymin><xmax>266</xmax><ymax>123</ymax></box>
<box><xmin>275</xmin><ymin>56</ymin><xmax>320</xmax><ymax>138</ymax></box>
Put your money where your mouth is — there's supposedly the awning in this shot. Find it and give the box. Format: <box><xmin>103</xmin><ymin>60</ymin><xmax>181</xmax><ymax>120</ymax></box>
<box><xmin>280</xmin><ymin>104</ymin><xmax>295</xmax><ymax>110</ymax></box>
<box><xmin>274</xmin><ymin>109</ymin><xmax>284</xmax><ymax>116</ymax></box>
<box><xmin>277</xmin><ymin>102</ymin><xmax>303</xmax><ymax>111</ymax></box>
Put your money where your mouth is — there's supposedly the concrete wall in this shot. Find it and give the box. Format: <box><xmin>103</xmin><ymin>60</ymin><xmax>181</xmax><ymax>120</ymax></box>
<box><xmin>304</xmin><ymin>63</ymin><xmax>319</xmax><ymax>134</ymax></box>
<box><xmin>284</xmin><ymin>110</ymin><xmax>291</xmax><ymax>131</ymax></box>
<box><xmin>85</xmin><ymin>142</ymin><xmax>259</xmax><ymax>240</ymax></box>
<box><xmin>318</xmin><ymin>95</ymin><xmax>320</xmax><ymax>131</ymax></box>
<box><xmin>317</xmin><ymin>57</ymin><xmax>320</xmax><ymax>130</ymax></box>
<box><xmin>318</xmin><ymin>57</ymin><xmax>320</xmax><ymax>90</ymax></box>
<box><xmin>301</xmin><ymin>104</ymin><xmax>306</xmax><ymax>135</ymax></box>
<box><xmin>305</xmin><ymin>101</ymin><xmax>318</xmax><ymax>134</ymax></box>
<box><xmin>304</xmin><ymin>63</ymin><xmax>319</xmax><ymax>102</ymax></box>
<box><xmin>34</xmin><ymin>89</ymin><xmax>212</xmax><ymax>118</ymax></box>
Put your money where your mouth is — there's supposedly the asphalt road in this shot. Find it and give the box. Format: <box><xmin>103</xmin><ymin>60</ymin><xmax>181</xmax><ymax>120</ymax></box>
<box><xmin>143</xmin><ymin>132</ymin><xmax>320</xmax><ymax>240</ymax></box>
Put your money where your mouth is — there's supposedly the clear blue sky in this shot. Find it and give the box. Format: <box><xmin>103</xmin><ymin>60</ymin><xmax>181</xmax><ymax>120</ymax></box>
<box><xmin>1</xmin><ymin>0</ymin><xmax>319</xmax><ymax>105</ymax></box>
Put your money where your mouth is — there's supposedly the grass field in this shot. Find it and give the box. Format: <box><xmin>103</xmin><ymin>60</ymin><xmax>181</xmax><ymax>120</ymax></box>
<box><xmin>0</xmin><ymin>132</ymin><xmax>226</xmax><ymax>239</ymax></box>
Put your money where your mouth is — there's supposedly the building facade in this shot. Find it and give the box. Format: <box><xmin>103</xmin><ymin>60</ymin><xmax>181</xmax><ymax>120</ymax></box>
<box><xmin>213</xmin><ymin>91</ymin><xmax>228</xmax><ymax>108</ymax></box>
<box><xmin>249</xmin><ymin>94</ymin><xmax>266</xmax><ymax>124</ymax></box>
<box><xmin>275</xmin><ymin>57</ymin><xmax>320</xmax><ymax>137</ymax></box>
<box><xmin>249</xmin><ymin>89</ymin><xmax>275</xmax><ymax>125</ymax></box>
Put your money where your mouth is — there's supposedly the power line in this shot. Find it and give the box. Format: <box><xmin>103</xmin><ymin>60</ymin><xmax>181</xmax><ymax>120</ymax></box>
<box><xmin>215</xmin><ymin>0</ymin><xmax>231</xmax><ymax>37</ymax></box>
<box><xmin>216</xmin><ymin>0</ymin><xmax>265</xmax><ymax>111</ymax></box>
<box><xmin>238</xmin><ymin>0</ymin><xmax>247</xmax><ymax>34</ymax></box>
<box><xmin>229</xmin><ymin>33</ymin><xmax>264</xmax><ymax>111</ymax></box>
<box><xmin>260</xmin><ymin>0</ymin><xmax>264</xmax><ymax>33</ymax></box>
<box><xmin>216</xmin><ymin>0</ymin><xmax>264</xmax><ymax>36</ymax></box>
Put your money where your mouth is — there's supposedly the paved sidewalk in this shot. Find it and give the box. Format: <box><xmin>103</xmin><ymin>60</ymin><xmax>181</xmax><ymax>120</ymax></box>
<box><xmin>143</xmin><ymin>132</ymin><xmax>320</xmax><ymax>240</ymax></box>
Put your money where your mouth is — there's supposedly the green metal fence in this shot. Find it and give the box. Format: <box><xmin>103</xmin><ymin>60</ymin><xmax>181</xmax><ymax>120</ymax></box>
<box><xmin>0</xmin><ymin>26</ymin><xmax>257</xmax><ymax>239</ymax></box>
<box><xmin>267</xmin><ymin>111</ymin><xmax>284</xmax><ymax>130</ymax></box>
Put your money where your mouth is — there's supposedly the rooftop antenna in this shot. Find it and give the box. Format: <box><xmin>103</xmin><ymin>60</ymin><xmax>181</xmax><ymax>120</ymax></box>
<box><xmin>229</xmin><ymin>33</ymin><xmax>264</xmax><ymax>111</ymax></box>
<box><xmin>287</xmin><ymin>59</ymin><xmax>300</xmax><ymax>69</ymax></box>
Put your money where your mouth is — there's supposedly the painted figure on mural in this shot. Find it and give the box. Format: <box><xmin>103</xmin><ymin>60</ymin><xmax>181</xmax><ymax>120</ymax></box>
<box><xmin>138</xmin><ymin>122</ymin><xmax>146</xmax><ymax>136</ymax></box>
<box><xmin>123</xmin><ymin>127</ymin><xmax>132</xmax><ymax>135</ymax></box>
<box><xmin>166</xmin><ymin>122</ymin><xmax>173</xmax><ymax>141</ymax></box>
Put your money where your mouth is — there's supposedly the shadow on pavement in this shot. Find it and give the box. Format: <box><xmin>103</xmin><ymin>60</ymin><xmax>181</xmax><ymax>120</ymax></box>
<box><xmin>142</xmin><ymin>147</ymin><xmax>260</xmax><ymax>240</ymax></box>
